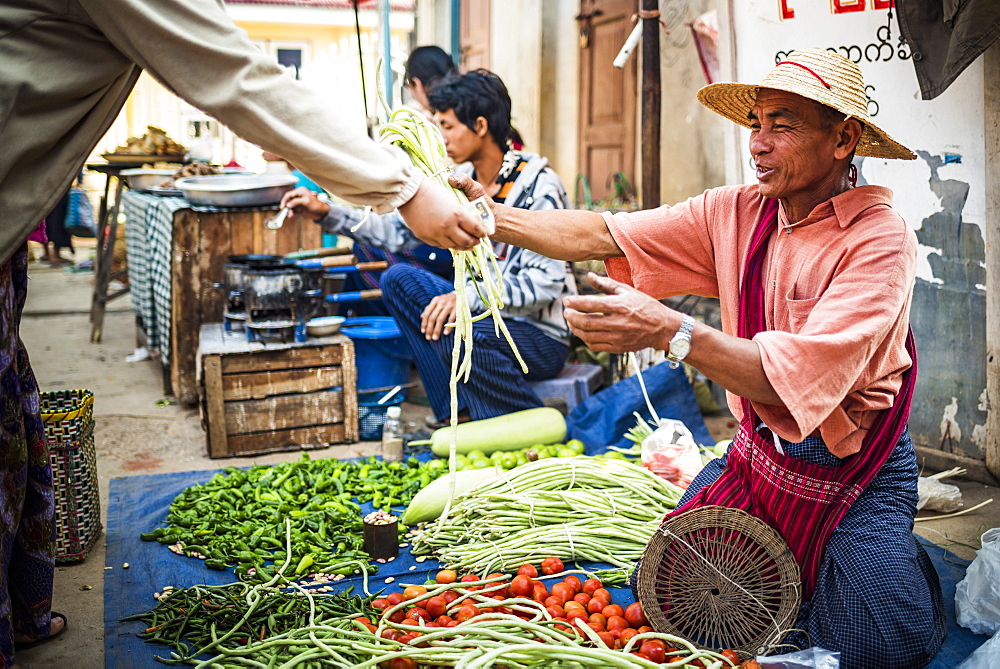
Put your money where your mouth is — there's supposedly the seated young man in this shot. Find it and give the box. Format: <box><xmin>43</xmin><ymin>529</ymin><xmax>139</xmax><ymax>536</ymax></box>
<box><xmin>280</xmin><ymin>69</ymin><xmax>573</xmax><ymax>428</ymax></box>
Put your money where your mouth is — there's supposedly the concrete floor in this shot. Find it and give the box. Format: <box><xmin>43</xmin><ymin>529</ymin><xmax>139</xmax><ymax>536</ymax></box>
<box><xmin>12</xmin><ymin>242</ymin><xmax>1000</xmax><ymax>668</ymax></box>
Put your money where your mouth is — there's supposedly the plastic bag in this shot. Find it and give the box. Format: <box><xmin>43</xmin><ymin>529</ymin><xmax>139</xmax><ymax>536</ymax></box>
<box><xmin>65</xmin><ymin>187</ymin><xmax>97</xmax><ymax>238</ymax></box>
<box><xmin>640</xmin><ymin>418</ymin><xmax>704</xmax><ymax>489</ymax></box>
<box><xmin>958</xmin><ymin>628</ymin><xmax>1000</xmax><ymax>669</ymax></box>
<box><xmin>917</xmin><ymin>476</ymin><xmax>963</xmax><ymax>512</ymax></box>
<box><xmin>757</xmin><ymin>647</ymin><xmax>840</xmax><ymax>668</ymax></box>
<box><xmin>956</xmin><ymin>528</ymin><xmax>1000</xmax><ymax>635</ymax></box>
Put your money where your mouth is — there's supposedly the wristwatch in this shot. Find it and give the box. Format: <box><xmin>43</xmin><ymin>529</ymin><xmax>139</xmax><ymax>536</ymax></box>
<box><xmin>666</xmin><ymin>314</ymin><xmax>696</xmax><ymax>369</ymax></box>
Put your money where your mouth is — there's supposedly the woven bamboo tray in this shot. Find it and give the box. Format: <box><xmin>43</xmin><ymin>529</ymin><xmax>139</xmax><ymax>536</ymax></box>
<box><xmin>636</xmin><ymin>505</ymin><xmax>801</xmax><ymax>658</ymax></box>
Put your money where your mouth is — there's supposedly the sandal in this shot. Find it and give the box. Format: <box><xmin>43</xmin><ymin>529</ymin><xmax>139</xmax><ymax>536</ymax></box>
<box><xmin>13</xmin><ymin>612</ymin><xmax>67</xmax><ymax>651</ymax></box>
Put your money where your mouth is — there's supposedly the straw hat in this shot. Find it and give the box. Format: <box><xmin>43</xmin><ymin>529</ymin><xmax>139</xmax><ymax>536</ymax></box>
<box><xmin>697</xmin><ymin>48</ymin><xmax>915</xmax><ymax>160</ymax></box>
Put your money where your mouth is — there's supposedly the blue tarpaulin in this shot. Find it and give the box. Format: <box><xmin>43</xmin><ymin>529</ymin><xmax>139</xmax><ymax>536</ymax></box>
<box><xmin>105</xmin><ymin>467</ymin><xmax>988</xmax><ymax>668</ymax></box>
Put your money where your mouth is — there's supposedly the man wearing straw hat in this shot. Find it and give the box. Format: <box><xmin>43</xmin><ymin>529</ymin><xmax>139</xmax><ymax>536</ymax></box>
<box><xmin>454</xmin><ymin>48</ymin><xmax>945</xmax><ymax>666</ymax></box>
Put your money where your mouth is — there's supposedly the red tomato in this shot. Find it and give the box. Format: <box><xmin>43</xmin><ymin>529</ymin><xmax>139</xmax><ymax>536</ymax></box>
<box><xmin>454</xmin><ymin>605</ymin><xmax>479</xmax><ymax>623</ymax></box>
<box><xmin>460</xmin><ymin>574</ymin><xmax>479</xmax><ymax>583</ymax></box>
<box><xmin>435</xmin><ymin>569</ymin><xmax>458</xmax><ymax>584</ymax></box>
<box><xmin>720</xmin><ymin>649</ymin><xmax>741</xmax><ymax>665</ymax></box>
<box><xmin>624</xmin><ymin>602</ymin><xmax>649</xmax><ymax>628</ymax></box>
<box><xmin>545</xmin><ymin>605</ymin><xmax>565</xmax><ymax>619</ymax></box>
<box><xmin>402</xmin><ymin>585</ymin><xmax>428</xmax><ymax>600</ymax></box>
<box><xmin>563</xmin><ymin>600</ymin><xmax>586</xmax><ymax>614</ymax></box>
<box><xmin>587</xmin><ymin>622</ymin><xmax>605</xmax><ymax>634</ymax></box>
<box><xmin>640</xmin><ymin>640</ymin><xmax>667</xmax><ymax>664</ymax></box>
<box><xmin>637</xmin><ymin>625</ymin><xmax>654</xmax><ymax>634</ymax></box>
<box><xmin>565</xmin><ymin>609</ymin><xmax>589</xmax><ymax>624</ymax></box>
<box><xmin>544</xmin><ymin>596</ymin><xmax>563</xmax><ymax>609</ymax></box>
<box><xmin>442</xmin><ymin>590</ymin><xmax>460</xmax><ymax>604</ymax></box>
<box><xmin>532</xmin><ymin>585</ymin><xmax>549</xmax><ymax>603</ymax></box>
<box><xmin>582</xmin><ymin>578</ymin><xmax>603</xmax><ymax>595</ymax></box>
<box><xmin>602</xmin><ymin>604</ymin><xmax>625</xmax><ymax>619</ymax></box>
<box><xmin>563</xmin><ymin>575</ymin><xmax>583</xmax><ymax>594</ymax></box>
<box><xmin>586</xmin><ymin>598</ymin><xmax>606</xmax><ymax>615</ymax></box>
<box><xmin>517</xmin><ymin>563</ymin><xmax>539</xmax><ymax>578</ymax></box>
<box><xmin>510</xmin><ymin>574</ymin><xmax>534</xmax><ymax>598</ymax></box>
<box><xmin>371</xmin><ymin>598</ymin><xmax>390</xmax><ymax>611</ymax></box>
<box><xmin>597</xmin><ymin>631</ymin><xmax>615</xmax><ymax>648</ymax></box>
<box><xmin>541</xmin><ymin>557</ymin><xmax>565</xmax><ymax>575</ymax></box>
<box><xmin>405</xmin><ymin>607</ymin><xmax>430</xmax><ymax>622</ymax></box>
<box><xmin>550</xmin><ymin>582</ymin><xmax>574</xmax><ymax>604</ymax></box>
<box><xmin>422</xmin><ymin>621</ymin><xmax>440</xmax><ymax>628</ymax></box>
<box><xmin>388</xmin><ymin>609</ymin><xmax>406</xmax><ymax>624</ymax></box>
<box><xmin>386</xmin><ymin>592</ymin><xmax>405</xmax><ymax>606</ymax></box>
<box><xmin>380</xmin><ymin>629</ymin><xmax>400</xmax><ymax>641</ymax></box>
<box><xmin>620</xmin><ymin>628</ymin><xmax>639</xmax><ymax>647</ymax></box>
<box><xmin>396</xmin><ymin>633</ymin><xmax>418</xmax><ymax>645</ymax></box>
<box><xmin>572</xmin><ymin>592</ymin><xmax>592</xmax><ymax>607</ymax></box>
<box><xmin>606</xmin><ymin>615</ymin><xmax>628</xmax><ymax>632</ymax></box>
<box><xmin>588</xmin><ymin>612</ymin><xmax>608</xmax><ymax>629</ymax></box>
<box><xmin>424</xmin><ymin>596</ymin><xmax>447</xmax><ymax>619</ymax></box>
<box><xmin>436</xmin><ymin>615</ymin><xmax>454</xmax><ymax>627</ymax></box>
<box><xmin>591</xmin><ymin>588</ymin><xmax>612</xmax><ymax>603</ymax></box>
<box><xmin>390</xmin><ymin>658</ymin><xmax>417</xmax><ymax>669</ymax></box>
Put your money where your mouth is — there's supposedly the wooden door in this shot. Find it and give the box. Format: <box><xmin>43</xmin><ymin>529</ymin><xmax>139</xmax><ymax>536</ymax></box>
<box><xmin>578</xmin><ymin>0</ymin><xmax>637</xmax><ymax>205</ymax></box>
<box><xmin>460</xmin><ymin>0</ymin><xmax>491</xmax><ymax>71</ymax></box>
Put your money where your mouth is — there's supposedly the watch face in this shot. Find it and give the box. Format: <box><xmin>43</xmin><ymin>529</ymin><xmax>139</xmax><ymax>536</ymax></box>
<box><xmin>670</xmin><ymin>338</ymin><xmax>691</xmax><ymax>360</ymax></box>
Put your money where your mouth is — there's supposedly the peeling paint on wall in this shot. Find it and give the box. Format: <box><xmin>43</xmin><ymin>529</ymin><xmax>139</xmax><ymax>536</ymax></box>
<box><xmin>939</xmin><ymin>397</ymin><xmax>963</xmax><ymax>443</ymax></box>
<box><xmin>907</xmin><ymin>152</ymin><xmax>988</xmax><ymax>461</ymax></box>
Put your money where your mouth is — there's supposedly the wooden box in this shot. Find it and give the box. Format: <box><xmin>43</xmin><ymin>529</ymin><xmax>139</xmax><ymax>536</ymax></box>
<box><xmin>199</xmin><ymin>324</ymin><xmax>358</xmax><ymax>458</ymax></box>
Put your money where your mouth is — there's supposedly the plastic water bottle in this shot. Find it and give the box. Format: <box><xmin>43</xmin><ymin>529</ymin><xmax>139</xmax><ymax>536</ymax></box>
<box><xmin>381</xmin><ymin>406</ymin><xmax>403</xmax><ymax>462</ymax></box>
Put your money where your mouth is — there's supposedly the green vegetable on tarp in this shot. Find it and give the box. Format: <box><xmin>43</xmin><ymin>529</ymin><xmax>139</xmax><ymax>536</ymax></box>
<box><xmin>408</xmin><ymin>407</ymin><xmax>567</xmax><ymax>457</ymax></box>
<box><xmin>140</xmin><ymin>453</ymin><xmax>448</xmax><ymax>582</ymax></box>
<box><xmin>401</xmin><ymin>466</ymin><xmax>502</xmax><ymax>524</ymax></box>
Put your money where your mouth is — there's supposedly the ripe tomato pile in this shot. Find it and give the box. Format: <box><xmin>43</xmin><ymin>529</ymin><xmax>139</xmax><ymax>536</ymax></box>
<box><xmin>357</xmin><ymin>558</ymin><xmax>747</xmax><ymax>667</ymax></box>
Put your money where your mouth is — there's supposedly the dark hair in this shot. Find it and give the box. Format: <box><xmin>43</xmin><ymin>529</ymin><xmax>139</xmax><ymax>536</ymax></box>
<box><xmin>428</xmin><ymin>69</ymin><xmax>514</xmax><ymax>150</ymax></box>
<box><xmin>404</xmin><ymin>46</ymin><xmax>457</xmax><ymax>88</ymax></box>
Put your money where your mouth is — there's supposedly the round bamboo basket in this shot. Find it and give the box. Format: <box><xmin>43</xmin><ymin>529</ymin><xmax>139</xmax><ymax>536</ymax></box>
<box><xmin>636</xmin><ymin>505</ymin><xmax>802</xmax><ymax>657</ymax></box>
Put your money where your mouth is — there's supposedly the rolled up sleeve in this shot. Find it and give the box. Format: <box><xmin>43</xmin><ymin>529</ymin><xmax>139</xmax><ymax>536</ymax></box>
<box><xmin>81</xmin><ymin>0</ymin><xmax>421</xmax><ymax>212</ymax></box>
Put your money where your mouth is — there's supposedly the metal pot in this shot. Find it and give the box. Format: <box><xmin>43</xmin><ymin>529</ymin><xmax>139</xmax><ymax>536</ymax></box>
<box><xmin>175</xmin><ymin>174</ymin><xmax>298</xmax><ymax>207</ymax></box>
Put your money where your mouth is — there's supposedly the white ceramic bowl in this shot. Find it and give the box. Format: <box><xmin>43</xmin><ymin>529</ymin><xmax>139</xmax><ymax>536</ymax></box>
<box><xmin>120</xmin><ymin>168</ymin><xmax>176</xmax><ymax>191</ymax></box>
<box><xmin>306</xmin><ymin>316</ymin><xmax>346</xmax><ymax>337</ymax></box>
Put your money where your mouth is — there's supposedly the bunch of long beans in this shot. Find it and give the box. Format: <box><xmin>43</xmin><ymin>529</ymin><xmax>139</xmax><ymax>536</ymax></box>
<box><xmin>378</xmin><ymin>106</ymin><xmax>526</xmax><ymax>523</ymax></box>
<box><xmin>409</xmin><ymin>457</ymin><xmax>684</xmax><ymax>573</ymax></box>
<box><xmin>127</xmin><ymin>571</ymin><xmax>734</xmax><ymax>667</ymax></box>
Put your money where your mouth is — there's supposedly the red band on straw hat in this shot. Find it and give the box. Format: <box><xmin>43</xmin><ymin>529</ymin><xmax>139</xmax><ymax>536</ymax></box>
<box><xmin>776</xmin><ymin>61</ymin><xmax>832</xmax><ymax>89</ymax></box>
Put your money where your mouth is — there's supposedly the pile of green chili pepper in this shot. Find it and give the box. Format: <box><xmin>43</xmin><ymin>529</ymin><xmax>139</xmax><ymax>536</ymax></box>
<box><xmin>121</xmin><ymin>581</ymin><xmax>380</xmax><ymax>663</ymax></box>
<box><xmin>140</xmin><ymin>453</ymin><xmax>449</xmax><ymax>581</ymax></box>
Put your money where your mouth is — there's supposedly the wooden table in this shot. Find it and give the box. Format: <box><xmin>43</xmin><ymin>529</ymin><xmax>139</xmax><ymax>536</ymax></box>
<box><xmin>119</xmin><ymin>190</ymin><xmax>322</xmax><ymax>406</ymax></box>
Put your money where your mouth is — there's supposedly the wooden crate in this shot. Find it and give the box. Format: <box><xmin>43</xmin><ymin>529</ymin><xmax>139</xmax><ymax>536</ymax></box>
<box><xmin>199</xmin><ymin>324</ymin><xmax>358</xmax><ymax>458</ymax></box>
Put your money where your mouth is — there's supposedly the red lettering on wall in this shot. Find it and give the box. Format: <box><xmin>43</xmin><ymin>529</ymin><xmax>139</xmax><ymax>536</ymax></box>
<box><xmin>872</xmin><ymin>0</ymin><xmax>894</xmax><ymax>9</ymax></box>
<box><xmin>780</xmin><ymin>0</ymin><xmax>795</xmax><ymax>20</ymax></box>
<box><xmin>832</xmin><ymin>0</ymin><xmax>866</xmax><ymax>13</ymax></box>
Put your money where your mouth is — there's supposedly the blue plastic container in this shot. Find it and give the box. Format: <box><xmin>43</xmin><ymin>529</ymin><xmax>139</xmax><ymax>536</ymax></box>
<box><xmin>341</xmin><ymin>317</ymin><xmax>412</xmax><ymax>396</ymax></box>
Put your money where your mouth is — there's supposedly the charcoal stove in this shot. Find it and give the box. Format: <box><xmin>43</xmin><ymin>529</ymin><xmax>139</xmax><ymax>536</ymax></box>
<box><xmin>243</xmin><ymin>266</ymin><xmax>317</xmax><ymax>343</ymax></box>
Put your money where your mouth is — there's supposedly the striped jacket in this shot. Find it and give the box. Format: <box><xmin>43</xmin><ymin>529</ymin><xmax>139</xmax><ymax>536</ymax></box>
<box><xmin>317</xmin><ymin>151</ymin><xmax>574</xmax><ymax>342</ymax></box>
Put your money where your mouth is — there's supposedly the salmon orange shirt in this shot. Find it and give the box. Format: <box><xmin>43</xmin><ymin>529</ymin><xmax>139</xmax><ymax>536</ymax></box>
<box><xmin>603</xmin><ymin>184</ymin><xmax>917</xmax><ymax>458</ymax></box>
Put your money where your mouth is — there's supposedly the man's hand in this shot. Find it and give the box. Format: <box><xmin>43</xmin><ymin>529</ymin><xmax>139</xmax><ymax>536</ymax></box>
<box><xmin>398</xmin><ymin>178</ymin><xmax>487</xmax><ymax>250</ymax></box>
<box><xmin>280</xmin><ymin>187</ymin><xmax>330</xmax><ymax>221</ymax></box>
<box><xmin>562</xmin><ymin>273</ymin><xmax>681</xmax><ymax>353</ymax></box>
<box><xmin>421</xmin><ymin>292</ymin><xmax>458</xmax><ymax>341</ymax></box>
